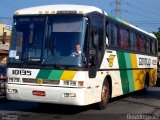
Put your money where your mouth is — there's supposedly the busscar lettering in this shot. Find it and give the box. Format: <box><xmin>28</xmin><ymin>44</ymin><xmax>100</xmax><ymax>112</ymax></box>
<box><xmin>12</xmin><ymin>70</ymin><xmax>32</xmax><ymax>76</ymax></box>
<box><xmin>139</xmin><ymin>58</ymin><xmax>151</xmax><ymax>66</ymax></box>
<box><xmin>152</xmin><ymin>59</ymin><xmax>157</xmax><ymax>65</ymax></box>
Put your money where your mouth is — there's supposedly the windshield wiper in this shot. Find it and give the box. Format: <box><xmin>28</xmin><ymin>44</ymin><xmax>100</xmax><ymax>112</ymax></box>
<box><xmin>42</xmin><ymin>21</ymin><xmax>61</xmax><ymax>69</ymax></box>
<box><xmin>47</xmin><ymin>43</ymin><xmax>61</xmax><ymax>69</ymax></box>
<box><xmin>20</xmin><ymin>47</ymin><xmax>42</xmax><ymax>67</ymax></box>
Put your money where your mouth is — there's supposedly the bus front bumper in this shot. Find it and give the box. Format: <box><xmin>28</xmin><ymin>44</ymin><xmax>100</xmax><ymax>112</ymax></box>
<box><xmin>6</xmin><ymin>84</ymin><xmax>86</xmax><ymax>106</ymax></box>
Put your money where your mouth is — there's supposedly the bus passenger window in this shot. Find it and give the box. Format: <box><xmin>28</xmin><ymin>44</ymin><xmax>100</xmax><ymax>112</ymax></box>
<box><xmin>146</xmin><ymin>38</ymin><xmax>150</xmax><ymax>53</ymax></box>
<box><xmin>119</xmin><ymin>28</ymin><xmax>129</xmax><ymax>49</ymax></box>
<box><xmin>118</xmin><ymin>28</ymin><xmax>122</xmax><ymax>48</ymax></box>
<box><xmin>130</xmin><ymin>32</ymin><xmax>137</xmax><ymax>51</ymax></box>
<box><xmin>108</xmin><ymin>24</ymin><xmax>118</xmax><ymax>47</ymax></box>
<box><xmin>151</xmin><ymin>39</ymin><xmax>155</xmax><ymax>54</ymax></box>
<box><xmin>106</xmin><ymin>23</ymin><xmax>109</xmax><ymax>45</ymax></box>
<box><xmin>140</xmin><ymin>35</ymin><xmax>145</xmax><ymax>52</ymax></box>
<box><xmin>126</xmin><ymin>30</ymin><xmax>129</xmax><ymax>49</ymax></box>
<box><xmin>155</xmin><ymin>41</ymin><xmax>158</xmax><ymax>54</ymax></box>
<box><xmin>137</xmin><ymin>34</ymin><xmax>141</xmax><ymax>51</ymax></box>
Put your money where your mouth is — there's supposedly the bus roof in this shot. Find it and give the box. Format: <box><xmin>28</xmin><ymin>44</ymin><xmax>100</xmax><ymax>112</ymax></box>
<box><xmin>15</xmin><ymin>4</ymin><xmax>103</xmax><ymax>15</ymax></box>
<box><xmin>15</xmin><ymin>4</ymin><xmax>156</xmax><ymax>39</ymax></box>
<box><xmin>107</xmin><ymin>14</ymin><xmax>156</xmax><ymax>39</ymax></box>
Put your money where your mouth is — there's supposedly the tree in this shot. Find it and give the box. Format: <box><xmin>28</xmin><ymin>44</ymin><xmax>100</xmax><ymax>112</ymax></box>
<box><xmin>153</xmin><ymin>31</ymin><xmax>160</xmax><ymax>49</ymax></box>
<box><xmin>153</xmin><ymin>31</ymin><xmax>160</xmax><ymax>53</ymax></box>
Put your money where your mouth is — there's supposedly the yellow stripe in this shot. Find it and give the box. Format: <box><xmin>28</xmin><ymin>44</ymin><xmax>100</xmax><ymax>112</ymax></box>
<box><xmin>60</xmin><ymin>71</ymin><xmax>76</xmax><ymax>80</ymax></box>
<box><xmin>130</xmin><ymin>54</ymin><xmax>139</xmax><ymax>90</ymax></box>
<box><xmin>130</xmin><ymin>54</ymin><xmax>146</xmax><ymax>90</ymax></box>
<box><xmin>149</xmin><ymin>69</ymin><xmax>157</xmax><ymax>86</ymax></box>
<box><xmin>130</xmin><ymin>54</ymin><xmax>138</xmax><ymax>68</ymax></box>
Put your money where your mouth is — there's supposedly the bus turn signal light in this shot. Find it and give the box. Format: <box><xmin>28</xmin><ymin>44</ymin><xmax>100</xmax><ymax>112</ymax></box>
<box><xmin>78</xmin><ymin>81</ymin><xmax>84</xmax><ymax>87</ymax></box>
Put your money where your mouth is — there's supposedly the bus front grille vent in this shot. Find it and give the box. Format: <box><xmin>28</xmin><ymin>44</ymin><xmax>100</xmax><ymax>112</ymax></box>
<box><xmin>22</xmin><ymin>78</ymin><xmax>60</xmax><ymax>85</ymax></box>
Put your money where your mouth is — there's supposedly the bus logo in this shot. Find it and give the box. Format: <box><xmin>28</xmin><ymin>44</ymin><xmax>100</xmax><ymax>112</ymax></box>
<box><xmin>37</xmin><ymin>79</ymin><xmax>43</xmax><ymax>85</ymax></box>
<box><xmin>107</xmin><ymin>54</ymin><xmax>115</xmax><ymax>67</ymax></box>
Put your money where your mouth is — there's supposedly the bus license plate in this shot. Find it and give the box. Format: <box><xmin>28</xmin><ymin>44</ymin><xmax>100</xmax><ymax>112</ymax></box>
<box><xmin>32</xmin><ymin>90</ymin><xmax>46</xmax><ymax>96</ymax></box>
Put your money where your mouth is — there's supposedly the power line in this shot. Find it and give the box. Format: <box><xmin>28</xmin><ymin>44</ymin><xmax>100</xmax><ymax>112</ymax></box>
<box><xmin>126</xmin><ymin>1</ymin><xmax>160</xmax><ymax>17</ymax></box>
<box><xmin>135</xmin><ymin>0</ymin><xmax>160</xmax><ymax>14</ymax></box>
<box><xmin>115</xmin><ymin>0</ymin><xmax>122</xmax><ymax>18</ymax></box>
<box><xmin>110</xmin><ymin>0</ymin><xmax>130</xmax><ymax>18</ymax></box>
<box><xmin>126</xmin><ymin>10</ymin><xmax>157</xmax><ymax>19</ymax></box>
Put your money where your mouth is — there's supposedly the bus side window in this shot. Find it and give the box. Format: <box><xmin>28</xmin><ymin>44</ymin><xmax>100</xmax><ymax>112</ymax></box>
<box><xmin>146</xmin><ymin>38</ymin><xmax>150</xmax><ymax>54</ymax></box>
<box><xmin>108</xmin><ymin>23</ymin><xmax>118</xmax><ymax>47</ymax></box>
<box><xmin>118</xmin><ymin>28</ymin><xmax>129</xmax><ymax>49</ymax></box>
<box><xmin>137</xmin><ymin>34</ymin><xmax>141</xmax><ymax>51</ymax></box>
<box><xmin>118</xmin><ymin>28</ymin><xmax>122</xmax><ymax>48</ymax></box>
<box><xmin>130</xmin><ymin>32</ymin><xmax>137</xmax><ymax>51</ymax></box>
<box><xmin>151</xmin><ymin>39</ymin><xmax>155</xmax><ymax>54</ymax></box>
<box><xmin>141</xmin><ymin>35</ymin><xmax>145</xmax><ymax>52</ymax></box>
<box><xmin>126</xmin><ymin>30</ymin><xmax>129</xmax><ymax>49</ymax></box>
<box><xmin>155</xmin><ymin>40</ymin><xmax>158</xmax><ymax>54</ymax></box>
<box><xmin>106</xmin><ymin>22</ymin><xmax>109</xmax><ymax>46</ymax></box>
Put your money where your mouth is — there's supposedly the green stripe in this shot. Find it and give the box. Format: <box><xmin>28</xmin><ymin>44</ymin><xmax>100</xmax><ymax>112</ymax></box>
<box><xmin>124</xmin><ymin>53</ymin><xmax>135</xmax><ymax>92</ymax></box>
<box><xmin>36</xmin><ymin>70</ymin><xmax>51</xmax><ymax>79</ymax></box>
<box><xmin>48</xmin><ymin>70</ymin><xmax>64</xmax><ymax>80</ymax></box>
<box><xmin>117</xmin><ymin>52</ymin><xmax>129</xmax><ymax>94</ymax></box>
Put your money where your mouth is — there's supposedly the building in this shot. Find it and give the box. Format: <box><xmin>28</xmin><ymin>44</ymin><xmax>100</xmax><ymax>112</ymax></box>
<box><xmin>0</xmin><ymin>23</ymin><xmax>11</xmax><ymax>36</ymax></box>
<box><xmin>0</xmin><ymin>23</ymin><xmax>11</xmax><ymax>66</ymax></box>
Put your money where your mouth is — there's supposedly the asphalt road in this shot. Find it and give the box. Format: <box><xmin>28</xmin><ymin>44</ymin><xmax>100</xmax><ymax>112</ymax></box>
<box><xmin>0</xmin><ymin>87</ymin><xmax>160</xmax><ymax>120</ymax></box>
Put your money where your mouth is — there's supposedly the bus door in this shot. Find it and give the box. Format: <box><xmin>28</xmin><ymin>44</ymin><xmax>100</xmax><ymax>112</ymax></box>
<box><xmin>88</xmin><ymin>14</ymin><xmax>105</xmax><ymax>78</ymax></box>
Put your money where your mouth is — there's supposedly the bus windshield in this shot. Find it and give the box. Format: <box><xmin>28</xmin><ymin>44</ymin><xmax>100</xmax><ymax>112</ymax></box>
<box><xmin>9</xmin><ymin>15</ymin><xmax>87</xmax><ymax>68</ymax></box>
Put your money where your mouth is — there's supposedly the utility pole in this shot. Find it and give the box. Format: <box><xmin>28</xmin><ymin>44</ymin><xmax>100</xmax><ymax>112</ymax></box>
<box><xmin>115</xmin><ymin>0</ymin><xmax>122</xmax><ymax>18</ymax></box>
<box><xmin>111</xmin><ymin>0</ymin><xmax>122</xmax><ymax>18</ymax></box>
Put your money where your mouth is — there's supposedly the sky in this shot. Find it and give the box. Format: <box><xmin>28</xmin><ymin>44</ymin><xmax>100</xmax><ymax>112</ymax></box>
<box><xmin>0</xmin><ymin>0</ymin><xmax>160</xmax><ymax>32</ymax></box>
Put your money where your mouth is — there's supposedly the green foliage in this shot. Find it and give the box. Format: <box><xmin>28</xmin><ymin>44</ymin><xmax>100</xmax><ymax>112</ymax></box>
<box><xmin>153</xmin><ymin>31</ymin><xmax>160</xmax><ymax>46</ymax></box>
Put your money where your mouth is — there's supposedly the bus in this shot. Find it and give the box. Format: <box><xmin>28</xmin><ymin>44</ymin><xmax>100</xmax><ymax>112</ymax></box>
<box><xmin>7</xmin><ymin>4</ymin><xmax>157</xmax><ymax>109</ymax></box>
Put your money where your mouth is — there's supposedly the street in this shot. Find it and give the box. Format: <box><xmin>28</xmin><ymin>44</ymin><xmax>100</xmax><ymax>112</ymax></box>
<box><xmin>0</xmin><ymin>87</ymin><xmax>160</xmax><ymax>120</ymax></box>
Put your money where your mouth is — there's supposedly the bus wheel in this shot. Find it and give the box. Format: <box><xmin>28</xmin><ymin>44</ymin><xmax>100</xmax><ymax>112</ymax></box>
<box><xmin>98</xmin><ymin>80</ymin><xmax>110</xmax><ymax>110</ymax></box>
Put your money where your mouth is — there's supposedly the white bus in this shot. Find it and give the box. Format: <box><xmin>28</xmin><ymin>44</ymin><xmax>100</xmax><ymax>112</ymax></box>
<box><xmin>7</xmin><ymin>4</ymin><xmax>157</xmax><ymax>109</ymax></box>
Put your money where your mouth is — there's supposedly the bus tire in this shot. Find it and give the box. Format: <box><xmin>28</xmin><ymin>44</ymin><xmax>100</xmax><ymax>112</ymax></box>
<box><xmin>97</xmin><ymin>79</ymin><xmax>110</xmax><ymax>110</ymax></box>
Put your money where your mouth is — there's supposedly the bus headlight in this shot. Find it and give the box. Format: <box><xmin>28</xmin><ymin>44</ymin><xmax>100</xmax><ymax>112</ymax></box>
<box><xmin>14</xmin><ymin>78</ymin><xmax>20</xmax><ymax>82</ymax></box>
<box><xmin>8</xmin><ymin>78</ymin><xmax>14</xmax><ymax>82</ymax></box>
<box><xmin>64</xmin><ymin>81</ymin><xmax>69</xmax><ymax>85</ymax></box>
<box><xmin>63</xmin><ymin>81</ymin><xmax>84</xmax><ymax>87</ymax></box>
<box><xmin>78</xmin><ymin>81</ymin><xmax>84</xmax><ymax>87</ymax></box>
<box><xmin>8</xmin><ymin>77</ymin><xmax>20</xmax><ymax>83</ymax></box>
<box><xmin>7</xmin><ymin>89</ymin><xmax>18</xmax><ymax>93</ymax></box>
<box><xmin>70</xmin><ymin>81</ymin><xmax>76</xmax><ymax>86</ymax></box>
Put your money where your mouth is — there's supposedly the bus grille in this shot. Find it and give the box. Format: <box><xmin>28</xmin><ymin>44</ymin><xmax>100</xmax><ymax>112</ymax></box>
<box><xmin>22</xmin><ymin>78</ymin><xmax>60</xmax><ymax>85</ymax></box>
